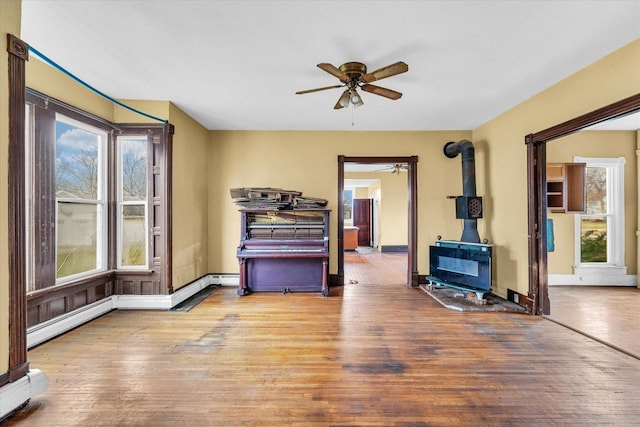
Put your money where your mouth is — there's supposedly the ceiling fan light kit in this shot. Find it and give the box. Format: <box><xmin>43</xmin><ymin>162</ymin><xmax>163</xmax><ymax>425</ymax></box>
<box><xmin>296</xmin><ymin>61</ymin><xmax>408</xmax><ymax>110</ymax></box>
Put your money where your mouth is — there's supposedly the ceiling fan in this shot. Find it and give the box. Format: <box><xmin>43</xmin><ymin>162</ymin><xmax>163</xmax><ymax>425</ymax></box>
<box><xmin>376</xmin><ymin>163</ymin><xmax>408</xmax><ymax>174</ymax></box>
<box><xmin>296</xmin><ymin>61</ymin><xmax>409</xmax><ymax>109</ymax></box>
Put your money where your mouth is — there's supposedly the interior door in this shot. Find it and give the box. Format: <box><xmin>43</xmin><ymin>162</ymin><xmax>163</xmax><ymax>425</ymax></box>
<box><xmin>353</xmin><ymin>199</ymin><xmax>371</xmax><ymax>246</ymax></box>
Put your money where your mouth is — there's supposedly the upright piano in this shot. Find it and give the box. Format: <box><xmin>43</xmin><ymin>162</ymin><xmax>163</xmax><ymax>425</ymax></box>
<box><xmin>236</xmin><ymin>209</ymin><xmax>330</xmax><ymax>296</ymax></box>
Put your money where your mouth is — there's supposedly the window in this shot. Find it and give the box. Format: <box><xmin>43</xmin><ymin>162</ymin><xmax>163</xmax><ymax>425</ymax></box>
<box><xmin>55</xmin><ymin>115</ymin><xmax>108</xmax><ymax>281</ymax></box>
<box><xmin>344</xmin><ymin>188</ymin><xmax>353</xmax><ymax>221</ymax></box>
<box><xmin>117</xmin><ymin>136</ymin><xmax>148</xmax><ymax>268</ymax></box>
<box><xmin>24</xmin><ymin>89</ymin><xmax>169</xmax><ymax>294</ymax></box>
<box><xmin>574</xmin><ymin>157</ymin><xmax>625</xmax><ymax>273</ymax></box>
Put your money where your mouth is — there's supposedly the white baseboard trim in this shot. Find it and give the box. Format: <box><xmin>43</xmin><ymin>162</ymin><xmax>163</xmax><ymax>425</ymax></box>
<box><xmin>0</xmin><ymin>369</ymin><xmax>48</xmax><ymax>421</ymax></box>
<box><xmin>549</xmin><ymin>273</ymin><xmax>637</xmax><ymax>286</ymax></box>
<box><xmin>27</xmin><ymin>274</ymin><xmax>240</xmax><ymax>348</ymax></box>
<box><xmin>27</xmin><ymin>298</ymin><xmax>115</xmax><ymax>348</ymax></box>
<box><xmin>114</xmin><ymin>274</ymin><xmax>239</xmax><ymax>309</ymax></box>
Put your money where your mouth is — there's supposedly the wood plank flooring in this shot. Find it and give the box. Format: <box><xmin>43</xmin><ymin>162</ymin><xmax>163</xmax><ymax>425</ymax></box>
<box><xmin>6</xmin><ymin>255</ymin><xmax>640</xmax><ymax>426</ymax></box>
<box><xmin>344</xmin><ymin>248</ymin><xmax>407</xmax><ymax>285</ymax></box>
<box><xmin>547</xmin><ymin>285</ymin><xmax>640</xmax><ymax>358</ymax></box>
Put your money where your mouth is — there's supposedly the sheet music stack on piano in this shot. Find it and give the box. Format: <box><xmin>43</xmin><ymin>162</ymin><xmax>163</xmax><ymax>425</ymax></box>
<box><xmin>231</xmin><ymin>188</ymin><xmax>330</xmax><ymax>297</ymax></box>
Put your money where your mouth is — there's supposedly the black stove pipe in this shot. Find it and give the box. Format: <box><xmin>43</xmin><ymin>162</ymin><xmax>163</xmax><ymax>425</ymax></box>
<box><xmin>444</xmin><ymin>139</ymin><xmax>480</xmax><ymax>243</ymax></box>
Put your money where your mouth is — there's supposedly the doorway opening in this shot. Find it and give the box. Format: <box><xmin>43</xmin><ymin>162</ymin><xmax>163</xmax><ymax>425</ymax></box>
<box><xmin>337</xmin><ymin>156</ymin><xmax>418</xmax><ymax>287</ymax></box>
<box><xmin>526</xmin><ymin>93</ymin><xmax>640</xmax><ymax>314</ymax></box>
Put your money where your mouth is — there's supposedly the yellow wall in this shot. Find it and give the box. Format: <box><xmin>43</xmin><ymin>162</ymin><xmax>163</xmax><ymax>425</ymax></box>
<box><xmin>167</xmin><ymin>103</ymin><xmax>210</xmax><ymax>289</ymax></box>
<box><xmin>345</xmin><ymin>171</ymin><xmax>409</xmax><ymax>247</ymax></box>
<box><xmin>28</xmin><ymin>58</ymin><xmax>115</xmax><ymax>121</ymax></box>
<box><xmin>474</xmin><ymin>37</ymin><xmax>640</xmax><ymax>298</ymax></box>
<box><xmin>547</xmin><ymin>130</ymin><xmax>638</xmax><ymax>275</ymax></box>
<box><xmin>0</xmin><ymin>0</ymin><xmax>22</xmax><ymax>376</ymax></box>
<box><xmin>207</xmin><ymin>130</ymin><xmax>472</xmax><ymax>275</ymax></box>
<box><xmin>113</xmin><ymin>100</ymin><xmax>169</xmax><ymax>124</ymax></box>
<box><xmin>354</xmin><ymin>187</ymin><xmax>369</xmax><ymax>199</ymax></box>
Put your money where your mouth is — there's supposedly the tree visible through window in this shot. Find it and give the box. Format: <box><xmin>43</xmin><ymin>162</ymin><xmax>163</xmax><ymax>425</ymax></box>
<box><xmin>118</xmin><ymin>137</ymin><xmax>148</xmax><ymax>267</ymax></box>
<box><xmin>55</xmin><ymin>117</ymin><xmax>106</xmax><ymax>280</ymax></box>
<box><xmin>580</xmin><ymin>166</ymin><xmax>607</xmax><ymax>262</ymax></box>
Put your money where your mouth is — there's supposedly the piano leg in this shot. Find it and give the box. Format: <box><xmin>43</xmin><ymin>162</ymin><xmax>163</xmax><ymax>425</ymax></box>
<box><xmin>321</xmin><ymin>258</ymin><xmax>329</xmax><ymax>297</ymax></box>
<box><xmin>237</xmin><ymin>258</ymin><xmax>249</xmax><ymax>296</ymax></box>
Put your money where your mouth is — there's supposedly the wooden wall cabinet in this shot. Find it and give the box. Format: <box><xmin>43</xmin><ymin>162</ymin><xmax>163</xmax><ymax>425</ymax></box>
<box><xmin>344</xmin><ymin>226</ymin><xmax>359</xmax><ymax>251</ymax></box>
<box><xmin>546</xmin><ymin>162</ymin><xmax>586</xmax><ymax>213</ymax></box>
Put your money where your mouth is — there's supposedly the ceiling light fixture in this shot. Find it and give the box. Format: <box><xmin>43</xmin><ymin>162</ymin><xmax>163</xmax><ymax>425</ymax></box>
<box><xmin>350</xmin><ymin>89</ymin><xmax>364</xmax><ymax>108</ymax></box>
<box><xmin>338</xmin><ymin>90</ymin><xmax>351</xmax><ymax>108</ymax></box>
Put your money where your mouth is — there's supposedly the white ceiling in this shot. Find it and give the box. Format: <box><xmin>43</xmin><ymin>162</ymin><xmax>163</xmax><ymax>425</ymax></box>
<box><xmin>20</xmin><ymin>1</ymin><xmax>640</xmax><ymax>131</ymax></box>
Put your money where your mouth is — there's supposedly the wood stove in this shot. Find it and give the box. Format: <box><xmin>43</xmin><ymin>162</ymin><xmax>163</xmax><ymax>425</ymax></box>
<box><xmin>427</xmin><ymin>240</ymin><xmax>493</xmax><ymax>297</ymax></box>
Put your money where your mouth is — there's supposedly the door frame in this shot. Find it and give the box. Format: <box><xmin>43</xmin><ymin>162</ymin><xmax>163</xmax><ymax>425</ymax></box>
<box><xmin>337</xmin><ymin>155</ymin><xmax>419</xmax><ymax>286</ymax></box>
<box><xmin>525</xmin><ymin>92</ymin><xmax>640</xmax><ymax>315</ymax></box>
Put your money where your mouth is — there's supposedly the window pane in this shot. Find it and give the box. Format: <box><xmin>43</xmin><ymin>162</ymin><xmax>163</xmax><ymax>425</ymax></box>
<box><xmin>57</xmin><ymin>202</ymin><xmax>99</xmax><ymax>278</ymax></box>
<box><xmin>580</xmin><ymin>216</ymin><xmax>607</xmax><ymax>263</ymax></box>
<box><xmin>344</xmin><ymin>189</ymin><xmax>353</xmax><ymax>220</ymax></box>
<box><xmin>586</xmin><ymin>166</ymin><xmax>607</xmax><ymax>214</ymax></box>
<box><xmin>119</xmin><ymin>136</ymin><xmax>148</xmax><ymax>268</ymax></box>
<box><xmin>121</xmin><ymin>204</ymin><xmax>147</xmax><ymax>266</ymax></box>
<box><xmin>121</xmin><ymin>138</ymin><xmax>147</xmax><ymax>201</ymax></box>
<box><xmin>56</xmin><ymin>121</ymin><xmax>101</xmax><ymax>200</ymax></box>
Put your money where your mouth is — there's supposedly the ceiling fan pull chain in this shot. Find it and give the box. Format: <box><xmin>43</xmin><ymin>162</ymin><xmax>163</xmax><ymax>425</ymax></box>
<box><xmin>351</xmin><ymin>103</ymin><xmax>355</xmax><ymax>127</ymax></box>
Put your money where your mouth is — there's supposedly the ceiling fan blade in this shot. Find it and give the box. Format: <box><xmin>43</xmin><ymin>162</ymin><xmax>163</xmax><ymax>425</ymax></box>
<box><xmin>334</xmin><ymin>90</ymin><xmax>349</xmax><ymax>109</ymax></box>
<box><xmin>361</xmin><ymin>84</ymin><xmax>403</xmax><ymax>100</ymax></box>
<box><xmin>318</xmin><ymin>63</ymin><xmax>349</xmax><ymax>82</ymax></box>
<box><xmin>295</xmin><ymin>84</ymin><xmax>344</xmax><ymax>95</ymax></box>
<box><xmin>360</xmin><ymin>61</ymin><xmax>408</xmax><ymax>83</ymax></box>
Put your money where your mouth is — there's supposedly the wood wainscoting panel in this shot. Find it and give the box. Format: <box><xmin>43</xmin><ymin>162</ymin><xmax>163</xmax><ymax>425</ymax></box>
<box><xmin>26</xmin><ymin>275</ymin><xmax>116</xmax><ymax>327</ymax></box>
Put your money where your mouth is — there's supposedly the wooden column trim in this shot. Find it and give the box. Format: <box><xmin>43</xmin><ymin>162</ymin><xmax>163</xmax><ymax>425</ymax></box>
<box><xmin>164</xmin><ymin>124</ymin><xmax>174</xmax><ymax>294</ymax></box>
<box><xmin>525</xmin><ymin>137</ymin><xmax>548</xmax><ymax>314</ymax></box>
<box><xmin>407</xmin><ymin>156</ymin><xmax>419</xmax><ymax>287</ymax></box>
<box><xmin>6</xmin><ymin>34</ymin><xmax>30</xmax><ymax>384</ymax></box>
<box><xmin>337</xmin><ymin>155</ymin><xmax>345</xmax><ymax>286</ymax></box>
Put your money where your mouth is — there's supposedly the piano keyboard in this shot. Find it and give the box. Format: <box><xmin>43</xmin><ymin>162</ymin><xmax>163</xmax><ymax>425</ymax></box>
<box><xmin>243</xmin><ymin>248</ymin><xmax>324</xmax><ymax>253</ymax></box>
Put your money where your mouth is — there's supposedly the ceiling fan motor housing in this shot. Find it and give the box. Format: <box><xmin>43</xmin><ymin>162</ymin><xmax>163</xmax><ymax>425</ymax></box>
<box><xmin>339</xmin><ymin>62</ymin><xmax>367</xmax><ymax>80</ymax></box>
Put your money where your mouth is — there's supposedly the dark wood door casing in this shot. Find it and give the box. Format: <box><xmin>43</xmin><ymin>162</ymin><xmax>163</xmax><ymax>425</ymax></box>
<box><xmin>338</xmin><ymin>155</ymin><xmax>419</xmax><ymax>287</ymax></box>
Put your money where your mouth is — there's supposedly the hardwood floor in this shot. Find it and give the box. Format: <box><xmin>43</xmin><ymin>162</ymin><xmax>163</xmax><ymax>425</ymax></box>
<box><xmin>546</xmin><ymin>285</ymin><xmax>640</xmax><ymax>359</ymax></box>
<box><xmin>6</xmin><ymin>256</ymin><xmax>640</xmax><ymax>425</ymax></box>
<box><xmin>344</xmin><ymin>247</ymin><xmax>407</xmax><ymax>285</ymax></box>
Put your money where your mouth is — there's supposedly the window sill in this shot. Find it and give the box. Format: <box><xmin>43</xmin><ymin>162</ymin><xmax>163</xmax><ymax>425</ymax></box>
<box><xmin>115</xmin><ymin>269</ymin><xmax>154</xmax><ymax>275</ymax></box>
<box><xmin>27</xmin><ymin>269</ymin><xmax>155</xmax><ymax>299</ymax></box>
<box><xmin>28</xmin><ymin>270</ymin><xmax>115</xmax><ymax>300</ymax></box>
<box><xmin>573</xmin><ymin>264</ymin><xmax>627</xmax><ymax>276</ymax></box>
